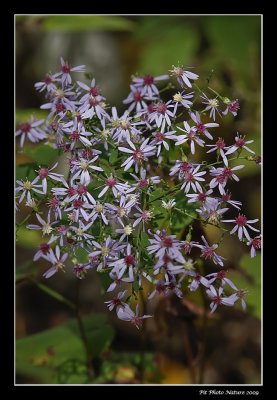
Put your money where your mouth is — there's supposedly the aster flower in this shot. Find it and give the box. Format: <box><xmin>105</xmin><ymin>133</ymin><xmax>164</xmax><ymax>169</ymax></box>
<box><xmin>89</xmin><ymin>236</ymin><xmax>125</xmax><ymax>271</ymax></box>
<box><xmin>206</xmin><ymin>137</ymin><xmax>229</xmax><ymax>166</ymax></box>
<box><xmin>225</xmin><ymin>133</ymin><xmax>255</xmax><ymax>156</ymax></box>
<box><xmin>196</xmin><ymin>197</ymin><xmax>229</xmax><ymax>224</ymax></box>
<box><xmin>206</xmin><ymin>285</ymin><xmax>237</xmax><ymax>313</ymax></box>
<box><xmin>115</xmin><ymin>222</ymin><xmax>134</xmax><ymax>242</ymax></box>
<box><xmin>195</xmin><ymin>235</ymin><xmax>225</xmax><ymax>266</ymax></box>
<box><xmin>180</xmin><ymin>165</ymin><xmax>206</xmax><ymax>194</ymax></box>
<box><xmin>27</xmin><ymin>212</ymin><xmax>57</xmax><ymax>236</ymax></box>
<box><xmin>150</xmin><ymin>129</ymin><xmax>177</xmax><ymax>156</ymax></box>
<box><xmin>162</xmin><ymin>199</ymin><xmax>176</xmax><ymax>210</ymax></box>
<box><xmin>77</xmin><ymin>78</ymin><xmax>102</xmax><ymax>100</ymax></box>
<box><xmin>79</xmin><ymin>94</ymin><xmax>109</xmax><ymax>121</ymax></box>
<box><xmin>190</xmin><ymin>111</ymin><xmax>219</xmax><ymax>140</ymax></box>
<box><xmin>132</xmin><ymin>73</ymin><xmax>169</xmax><ymax>97</ymax></box>
<box><xmin>175</xmin><ymin>121</ymin><xmax>205</xmax><ymax>154</ymax></box>
<box><xmin>49</xmin><ymin>224</ymin><xmax>68</xmax><ymax>247</ymax></box>
<box><xmin>105</xmin><ymin>291</ymin><xmax>128</xmax><ymax>311</ymax></box>
<box><xmin>73</xmin><ymin>263</ymin><xmax>92</xmax><ymax>279</ymax></box>
<box><xmin>148</xmin><ymin>100</ymin><xmax>176</xmax><ymax>131</ymax></box>
<box><xmin>205</xmin><ymin>270</ymin><xmax>238</xmax><ymax>290</ymax></box>
<box><xmin>40</xmin><ymin>87</ymin><xmax>77</xmax><ymax>118</ymax></box>
<box><xmin>186</xmin><ymin>188</ymin><xmax>213</xmax><ymax>205</ymax></box>
<box><xmin>169</xmin><ymin>65</ymin><xmax>199</xmax><ymax>88</ymax></box>
<box><xmin>116</xmin><ymin>304</ymin><xmax>152</xmax><ymax>329</ymax></box>
<box><xmin>119</xmin><ymin>138</ymin><xmax>156</xmax><ymax>172</ymax></box>
<box><xmin>107</xmin><ymin>268</ymin><xmax>134</xmax><ymax>292</ymax></box>
<box><xmin>222</xmin><ymin>99</ymin><xmax>240</xmax><ymax>116</ymax></box>
<box><xmin>34</xmin><ymin>72</ymin><xmax>60</xmax><ymax>93</ymax></box>
<box><xmin>129</xmin><ymin>168</ymin><xmax>161</xmax><ymax>190</ymax></box>
<box><xmin>187</xmin><ymin>271</ymin><xmax>210</xmax><ymax>292</ymax></box>
<box><xmin>181</xmin><ymin>240</ymin><xmax>199</xmax><ymax>254</ymax></box>
<box><xmin>16</xmin><ymin>117</ymin><xmax>46</xmax><ymax>148</ymax></box>
<box><xmin>64</xmin><ymin>198</ymin><xmax>94</xmax><ymax>222</ymax></box>
<box><xmin>247</xmin><ymin>235</ymin><xmax>261</xmax><ymax>258</ymax></box>
<box><xmin>109</xmin><ymin>243</ymin><xmax>136</xmax><ymax>279</ymax></box>
<box><xmin>220</xmin><ymin>190</ymin><xmax>242</xmax><ymax>210</ymax></box>
<box><xmin>15</xmin><ymin>177</ymin><xmax>44</xmax><ymax>203</ymax></box>
<box><xmin>172</xmin><ymin>91</ymin><xmax>194</xmax><ymax>110</ymax></box>
<box><xmin>123</xmin><ymin>85</ymin><xmax>150</xmax><ymax>113</ymax></box>
<box><xmin>209</xmin><ymin>165</ymin><xmax>244</xmax><ymax>195</ymax></box>
<box><xmin>36</xmin><ymin>162</ymin><xmax>66</xmax><ymax>193</ymax></box>
<box><xmin>47</xmin><ymin>196</ymin><xmax>63</xmax><ymax>220</ymax></box>
<box><xmin>109</xmin><ymin>107</ymin><xmax>141</xmax><ymax>144</ymax></box>
<box><xmin>133</xmin><ymin>208</ymin><xmax>153</xmax><ymax>229</ymax></box>
<box><xmin>71</xmin><ymin>220</ymin><xmax>94</xmax><ymax>243</ymax></box>
<box><xmin>33</xmin><ymin>241</ymin><xmax>52</xmax><ymax>262</ymax></box>
<box><xmin>230</xmin><ymin>289</ymin><xmax>247</xmax><ymax>310</ymax></box>
<box><xmin>98</xmin><ymin>175</ymin><xmax>130</xmax><ymax>198</ymax></box>
<box><xmin>62</xmin><ymin>118</ymin><xmax>92</xmax><ymax>150</ymax></box>
<box><xmin>70</xmin><ymin>157</ymin><xmax>103</xmax><ymax>186</ymax></box>
<box><xmin>222</xmin><ymin>214</ymin><xmax>259</xmax><ymax>241</ymax></box>
<box><xmin>57</xmin><ymin>57</ymin><xmax>86</xmax><ymax>86</ymax></box>
<box><xmin>169</xmin><ymin>160</ymin><xmax>195</xmax><ymax>180</ymax></box>
<box><xmin>147</xmin><ymin>230</ymin><xmax>183</xmax><ymax>259</ymax></box>
<box><xmin>88</xmin><ymin>199</ymin><xmax>109</xmax><ymax>225</ymax></box>
<box><xmin>42</xmin><ymin>245</ymin><xmax>68</xmax><ymax>279</ymax></box>
<box><xmin>201</xmin><ymin>94</ymin><xmax>221</xmax><ymax>121</ymax></box>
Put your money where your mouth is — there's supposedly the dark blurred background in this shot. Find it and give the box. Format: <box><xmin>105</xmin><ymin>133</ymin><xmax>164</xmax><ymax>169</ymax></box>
<box><xmin>16</xmin><ymin>15</ymin><xmax>261</xmax><ymax>384</ymax></box>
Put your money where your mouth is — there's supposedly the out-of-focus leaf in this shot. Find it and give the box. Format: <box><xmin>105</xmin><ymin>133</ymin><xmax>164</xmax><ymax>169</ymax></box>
<box><xmin>75</xmin><ymin>247</ymin><xmax>89</xmax><ymax>264</ymax></box>
<box><xmin>42</xmin><ymin>16</ymin><xmax>135</xmax><ymax>32</ymax></box>
<box><xmin>16</xmin><ymin>163</ymin><xmax>37</xmax><ymax>181</ymax></box>
<box><xmin>228</xmin><ymin>253</ymin><xmax>261</xmax><ymax>319</ymax></box>
<box><xmin>24</xmin><ymin>144</ymin><xmax>58</xmax><ymax>165</ymax></box>
<box><xmin>16</xmin><ymin>226</ymin><xmax>41</xmax><ymax>249</ymax></box>
<box><xmin>109</xmin><ymin>149</ymin><xmax>118</xmax><ymax>165</ymax></box>
<box><xmin>31</xmin><ymin>280</ymin><xmax>76</xmax><ymax>310</ymax></box>
<box><xmin>16</xmin><ymin>314</ymin><xmax>115</xmax><ymax>384</ymax></box>
<box><xmin>16</xmin><ymin>109</ymin><xmax>48</xmax><ymax>124</ymax></box>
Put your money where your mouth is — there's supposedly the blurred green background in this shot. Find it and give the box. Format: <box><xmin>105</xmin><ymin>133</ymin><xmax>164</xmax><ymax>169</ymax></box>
<box><xmin>16</xmin><ymin>15</ymin><xmax>261</xmax><ymax>384</ymax></box>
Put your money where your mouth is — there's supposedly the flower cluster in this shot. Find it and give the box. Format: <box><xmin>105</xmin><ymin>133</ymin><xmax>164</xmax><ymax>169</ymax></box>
<box><xmin>16</xmin><ymin>58</ymin><xmax>261</xmax><ymax>328</ymax></box>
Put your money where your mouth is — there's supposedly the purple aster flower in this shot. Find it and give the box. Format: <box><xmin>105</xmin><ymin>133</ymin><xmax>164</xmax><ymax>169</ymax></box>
<box><xmin>109</xmin><ymin>243</ymin><xmax>136</xmax><ymax>279</ymax></box>
<box><xmin>150</xmin><ymin>129</ymin><xmax>177</xmax><ymax>156</ymax></box>
<box><xmin>180</xmin><ymin>165</ymin><xmax>206</xmax><ymax>194</ymax></box>
<box><xmin>123</xmin><ymin>85</ymin><xmax>151</xmax><ymax>113</ymax></box>
<box><xmin>70</xmin><ymin>157</ymin><xmax>103</xmax><ymax>186</ymax></box>
<box><xmin>89</xmin><ymin>236</ymin><xmax>125</xmax><ymax>271</ymax></box>
<box><xmin>119</xmin><ymin>138</ymin><xmax>156</xmax><ymax>173</ymax></box>
<box><xmin>161</xmin><ymin>199</ymin><xmax>176</xmax><ymax>210</ymax></box>
<box><xmin>148</xmin><ymin>279</ymin><xmax>167</xmax><ymax>300</ymax></box>
<box><xmin>169</xmin><ymin>65</ymin><xmax>199</xmax><ymax>88</ymax></box>
<box><xmin>15</xmin><ymin>177</ymin><xmax>44</xmax><ymax>203</ymax></box>
<box><xmin>132</xmin><ymin>73</ymin><xmax>169</xmax><ymax>97</ymax></box>
<box><xmin>40</xmin><ymin>87</ymin><xmax>77</xmax><ymax>118</ymax></box>
<box><xmin>186</xmin><ymin>188</ymin><xmax>213</xmax><ymax>205</ymax></box>
<box><xmin>195</xmin><ymin>235</ymin><xmax>225</xmax><ymax>266</ymax></box>
<box><xmin>49</xmin><ymin>224</ymin><xmax>68</xmax><ymax>247</ymax></box>
<box><xmin>77</xmin><ymin>78</ymin><xmax>102</xmax><ymax>99</ymax></box>
<box><xmin>109</xmin><ymin>107</ymin><xmax>141</xmax><ymax>144</ymax></box>
<box><xmin>190</xmin><ymin>111</ymin><xmax>219</xmax><ymax>140</ymax></box>
<box><xmin>27</xmin><ymin>212</ymin><xmax>57</xmax><ymax>236</ymax></box>
<box><xmin>147</xmin><ymin>229</ymin><xmax>183</xmax><ymax>259</ymax></box>
<box><xmin>42</xmin><ymin>245</ymin><xmax>68</xmax><ymax>279</ymax></box>
<box><xmin>106</xmin><ymin>195</ymin><xmax>138</xmax><ymax>225</ymax></box>
<box><xmin>222</xmin><ymin>213</ymin><xmax>260</xmax><ymax>241</ymax></box>
<box><xmin>230</xmin><ymin>289</ymin><xmax>247</xmax><ymax>310</ymax></box>
<box><xmin>79</xmin><ymin>94</ymin><xmax>109</xmax><ymax>121</ymax></box>
<box><xmin>209</xmin><ymin>165</ymin><xmax>244</xmax><ymax>195</ymax></box>
<box><xmin>71</xmin><ymin>220</ymin><xmax>94</xmax><ymax>242</ymax></box>
<box><xmin>181</xmin><ymin>240</ymin><xmax>199</xmax><ymax>254</ymax></box>
<box><xmin>107</xmin><ymin>268</ymin><xmax>134</xmax><ymax>292</ymax></box>
<box><xmin>247</xmin><ymin>235</ymin><xmax>261</xmax><ymax>258</ymax></box>
<box><xmin>115</xmin><ymin>222</ymin><xmax>134</xmax><ymax>242</ymax></box>
<box><xmin>175</xmin><ymin>121</ymin><xmax>205</xmax><ymax>155</ymax></box>
<box><xmin>205</xmin><ymin>270</ymin><xmax>238</xmax><ymax>290</ymax></box>
<box><xmin>64</xmin><ymin>198</ymin><xmax>94</xmax><ymax>222</ymax></box>
<box><xmin>196</xmin><ymin>197</ymin><xmax>229</xmax><ymax>224</ymax></box>
<box><xmin>33</xmin><ymin>241</ymin><xmax>52</xmax><ymax>262</ymax></box>
<box><xmin>129</xmin><ymin>168</ymin><xmax>161</xmax><ymax>190</ymax></box>
<box><xmin>148</xmin><ymin>100</ymin><xmax>176</xmax><ymax>131</ymax></box>
<box><xmin>221</xmin><ymin>190</ymin><xmax>242</xmax><ymax>210</ymax></box>
<box><xmin>16</xmin><ymin>117</ymin><xmax>46</xmax><ymax>147</ymax></box>
<box><xmin>201</xmin><ymin>94</ymin><xmax>221</xmax><ymax>121</ymax></box>
<box><xmin>58</xmin><ymin>57</ymin><xmax>86</xmax><ymax>86</ymax></box>
<box><xmin>222</xmin><ymin>99</ymin><xmax>240</xmax><ymax>116</ymax></box>
<box><xmin>169</xmin><ymin>160</ymin><xmax>194</xmax><ymax>180</ymax></box>
<box><xmin>105</xmin><ymin>290</ymin><xmax>127</xmax><ymax>311</ymax></box>
<box><xmin>187</xmin><ymin>271</ymin><xmax>210</xmax><ymax>292</ymax></box>
<box><xmin>116</xmin><ymin>304</ymin><xmax>152</xmax><ymax>329</ymax></box>
<box><xmin>225</xmin><ymin>133</ymin><xmax>255</xmax><ymax>156</ymax></box>
<box><xmin>73</xmin><ymin>263</ymin><xmax>92</xmax><ymax>279</ymax></box>
<box><xmin>153</xmin><ymin>253</ymin><xmax>186</xmax><ymax>277</ymax></box>
<box><xmin>172</xmin><ymin>91</ymin><xmax>194</xmax><ymax>110</ymax></box>
<box><xmin>133</xmin><ymin>208</ymin><xmax>153</xmax><ymax>229</ymax></box>
<box><xmin>47</xmin><ymin>196</ymin><xmax>63</xmax><ymax>221</ymax></box>
<box><xmin>88</xmin><ymin>199</ymin><xmax>109</xmax><ymax>225</ymax></box>
<box><xmin>206</xmin><ymin>285</ymin><xmax>237</xmax><ymax>313</ymax></box>
<box><xmin>98</xmin><ymin>175</ymin><xmax>130</xmax><ymax>198</ymax></box>
<box><xmin>34</xmin><ymin>72</ymin><xmax>60</xmax><ymax>93</ymax></box>
<box><xmin>36</xmin><ymin>162</ymin><xmax>66</xmax><ymax>193</ymax></box>
<box><xmin>206</xmin><ymin>137</ymin><xmax>229</xmax><ymax>166</ymax></box>
<box><xmin>62</xmin><ymin>118</ymin><xmax>92</xmax><ymax>150</ymax></box>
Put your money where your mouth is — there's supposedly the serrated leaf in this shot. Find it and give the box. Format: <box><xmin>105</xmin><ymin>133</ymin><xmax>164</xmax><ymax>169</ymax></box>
<box><xmin>75</xmin><ymin>247</ymin><xmax>89</xmax><ymax>263</ymax></box>
<box><xmin>24</xmin><ymin>144</ymin><xmax>58</xmax><ymax>165</ymax></box>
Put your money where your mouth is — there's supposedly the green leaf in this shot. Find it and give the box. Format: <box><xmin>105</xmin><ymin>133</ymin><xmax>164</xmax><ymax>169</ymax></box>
<box><xmin>75</xmin><ymin>247</ymin><xmax>89</xmax><ymax>264</ymax></box>
<box><xmin>16</xmin><ymin>226</ymin><xmax>41</xmax><ymax>249</ymax></box>
<box><xmin>132</xmin><ymin>281</ymin><xmax>140</xmax><ymax>292</ymax></box>
<box><xmin>16</xmin><ymin>314</ymin><xmax>115</xmax><ymax>383</ymax></box>
<box><xmin>16</xmin><ymin>163</ymin><xmax>37</xmax><ymax>181</ymax></box>
<box><xmin>24</xmin><ymin>144</ymin><xmax>58</xmax><ymax>166</ymax></box>
<box><xmin>16</xmin><ymin>109</ymin><xmax>48</xmax><ymax>124</ymax></box>
<box><xmin>109</xmin><ymin>149</ymin><xmax>118</xmax><ymax>165</ymax></box>
<box><xmin>140</xmin><ymin>231</ymin><xmax>150</xmax><ymax>247</ymax></box>
<box><xmin>42</xmin><ymin>16</ymin><xmax>135</xmax><ymax>32</ymax></box>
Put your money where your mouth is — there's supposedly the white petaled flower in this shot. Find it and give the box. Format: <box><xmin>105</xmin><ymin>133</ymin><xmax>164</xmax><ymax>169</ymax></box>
<box><xmin>206</xmin><ymin>286</ymin><xmax>237</xmax><ymax>313</ymax></box>
<box><xmin>150</xmin><ymin>129</ymin><xmax>177</xmax><ymax>156</ymax></box>
<box><xmin>132</xmin><ymin>73</ymin><xmax>169</xmax><ymax>97</ymax></box>
<box><xmin>175</xmin><ymin>121</ymin><xmax>205</xmax><ymax>154</ymax></box>
<box><xmin>15</xmin><ymin>177</ymin><xmax>44</xmax><ymax>203</ymax></box>
<box><xmin>206</xmin><ymin>137</ymin><xmax>229</xmax><ymax>167</ymax></box>
<box><xmin>98</xmin><ymin>175</ymin><xmax>130</xmax><ymax>198</ymax></box>
<box><xmin>169</xmin><ymin>65</ymin><xmax>199</xmax><ymax>88</ymax></box>
<box><xmin>225</xmin><ymin>133</ymin><xmax>255</xmax><ymax>156</ymax></box>
<box><xmin>201</xmin><ymin>93</ymin><xmax>221</xmax><ymax>121</ymax></box>
<box><xmin>116</xmin><ymin>222</ymin><xmax>134</xmax><ymax>242</ymax></box>
<box><xmin>27</xmin><ymin>212</ymin><xmax>56</xmax><ymax>236</ymax></box>
<box><xmin>173</xmin><ymin>91</ymin><xmax>194</xmax><ymax>110</ymax></box>
<box><xmin>161</xmin><ymin>199</ymin><xmax>176</xmax><ymax>210</ymax></box>
<box><xmin>42</xmin><ymin>245</ymin><xmax>68</xmax><ymax>279</ymax></box>
<box><xmin>222</xmin><ymin>214</ymin><xmax>260</xmax><ymax>241</ymax></box>
<box><xmin>37</xmin><ymin>162</ymin><xmax>66</xmax><ymax>193</ymax></box>
<box><xmin>119</xmin><ymin>138</ymin><xmax>156</xmax><ymax>173</ymax></box>
<box><xmin>190</xmin><ymin>111</ymin><xmax>219</xmax><ymax>140</ymax></box>
<box><xmin>70</xmin><ymin>157</ymin><xmax>103</xmax><ymax>186</ymax></box>
<box><xmin>62</xmin><ymin>118</ymin><xmax>92</xmax><ymax>150</ymax></box>
<box><xmin>180</xmin><ymin>165</ymin><xmax>206</xmax><ymax>194</ymax></box>
<box><xmin>116</xmin><ymin>304</ymin><xmax>152</xmax><ymax>329</ymax></box>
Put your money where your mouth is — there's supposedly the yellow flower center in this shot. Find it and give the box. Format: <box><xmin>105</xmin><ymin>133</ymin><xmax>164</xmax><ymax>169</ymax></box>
<box><xmin>124</xmin><ymin>225</ymin><xmax>133</xmax><ymax>235</ymax></box>
<box><xmin>23</xmin><ymin>180</ymin><xmax>32</xmax><ymax>190</ymax></box>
